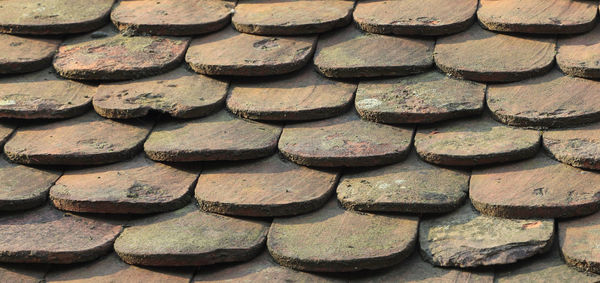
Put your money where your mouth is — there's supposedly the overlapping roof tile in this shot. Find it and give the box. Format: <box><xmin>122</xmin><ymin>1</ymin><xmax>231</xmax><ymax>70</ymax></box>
<box><xmin>0</xmin><ymin>34</ymin><xmax>59</xmax><ymax>74</ymax></box>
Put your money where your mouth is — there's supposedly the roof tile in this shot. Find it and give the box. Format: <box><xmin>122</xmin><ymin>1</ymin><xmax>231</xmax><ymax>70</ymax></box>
<box><xmin>0</xmin><ymin>263</ymin><xmax>46</xmax><ymax>283</ymax></box>
<box><xmin>559</xmin><ymin>211</ymin><xmax>600</xmax><ymax>274</ymax></box>
<box><xmin>0</xmin><ymin>158</ymin><xmax>61</xmax><ymax>211</ymax></box>
<box><xmin>0</xmin><ymin>34</ymin><xmax>59</xmax><ymax>74</ymax></box>
<box><xmin>557</xmin><ymin>24</ymin><xmax>600</xmax><ymax>79</ymax></box>
<box><xmin>0</xmin><ymin>123</ymin><xmax>15</xmax><ymax>147</ymax></box>
<box><xmin>543</xmin><ymin>123</ymin><xmax>600</xmax><ymax>170</ymax></box>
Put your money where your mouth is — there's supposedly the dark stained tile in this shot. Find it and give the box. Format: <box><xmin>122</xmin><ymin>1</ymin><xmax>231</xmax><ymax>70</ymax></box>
<box><xmin>355</xmin><ymin>71</ymin><xmax>485</xmax><ymax>124</ymax></box>
<box><xmin>559</xmin><ymin>211</ymin><xmax>600</xmax><ymax>274</ymax></box>
<box><xmin>196</xmin><ymin>154</ymin><xmax>339</xmax><ymax>217</ymax></box>
<box><xmin>353</xmin><ymin>0</ymin><xmax>477</xmax><ymax>36</ymax></box>
<box><xmin>111</xmin><ymin>0</ymin><xmax>235</xmax><ymax>36</ymax></box>
<box><xmin>227</xmin><ymin>67</ymin><xmax>356</xmax><ymax>121</ymax></box>
<box><xmin>557</xmin><ymin>24</ymin><xmax>600</xmax><ymax>79</ymax></box>
<box><xmin>144</xmin><ymin>110</ymin><xmax>282</xmax><ymax>162</ymax></box>
<box><xmin>313</xmin><ymin>25</ymin><xmax>434</xmax><ymax>78</ymax></box>
<box><xmin>114</xmin><ymin>204</ymin><xmax>269</xmax><ymax>266</ymax></box>
<box><xmin>0</xmin><ymin>263</ymin><xmax>46</xmax><ymax>283</ymax></box>
<box><xmin>193</xmin><ymin>251</ymin><xmax>344</xmax><ymax>282</ymax></box>
<box><xmin>0</xmin><ymin>34</ymin><xmax>59</xmax><ymax>74</ymax></box>
<box><xmin>478</xmin><ymin>0</ymin><xmax>597</xmax><ymax>34</ymax></box>
<box><xmin>46</xmin><ymin>253</ymin><xmax>194</xmax><ymax>282</ymax></box>
<box><xmin>470</xmin><ymin>153</ymin><xmax>600</xmax><ymax>219</ymax></box>
<box><xmin>0</xmin><ymin>0</ymin><xmax>114</xmax><ymax>35</ymax></box>
<box><xmin>278</xmin><ymin>111</ymin><xmax>414</xmax><ymax>167</ymax></box>
<box><xmin>415</xmin><ymin>115</ymin><xmax>541</xmax><ymax>166</ymax></box>
<box><xmin>337</xmin><ymin>152</ymin><xmax>469</xmax><ymax>214</ymax></box>
<box><xmin>544</xmin><ymin>123</ymin><xmax>600</xmax><ymax>170</ymax></box>
<box><xmin>94</xmin><ymin>66</ymin><xmax>228</xmax><ymax>119</ymax></box>
<box><xmin>50</xmin><ymin>155</ymin><xmax>198</xmax><ymax>214</ymax></box>
<box><xmin>0</xmin><ymin>205</ymin><xmax>122</xmax><ymax>264</ymax></box>
<box><xmin>53</xmin><ymin>26</ymin><xmax>189</xmax><ymax>81</ymax></box>
<box><xmin>232</xmin><ymin>0</ymin><xmax>355</xmax><ymax>35</ymax></box>
<box><xmin>434</xmin><ymin>25</ymin><xmax>556</xmax><ymax>83</ymax></box>
<box><xmin>267</xmin><ymin>199</ymin><xmax>419</xmax><ymax>272</ymax></box>
<box><xmin>487</xmin><ymin>69</ymin><xmax>600</xmax><ymax>128</ymax></box>
<box><xmin>419</xmin><ymin>202</ymin><xmax>554</xmax><ymax>268</ymax></box>
<box><xmin>185</xmin><ymin>27</ymin><xmax>316</xmax><ymax>76</ymax></box>
<box><xmin>0</xmin><ymin>68</ymin><xmax>94</xmax><ymax>119</ymax></box>
<box><xmin>4</xmin><ymin>111</ymin><xmax>152</xmax><ymax>166</ymax></box>
<box><xmin>350</xmin><ymin>252</ymin><xmax>494</xmax><ymax>283</ymax></box>
<box><xmin>0</xmin><ymin>158</ymin><xmax>61</xmax><ymax>211</ymax></box>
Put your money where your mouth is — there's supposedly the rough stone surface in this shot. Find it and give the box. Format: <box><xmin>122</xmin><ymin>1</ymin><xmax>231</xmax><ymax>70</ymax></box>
<box><xmin>557</xmin><ymin>24</ymin><xmax>600</xmax><ymax>79</ymax></box>
<box><xmin>185</xmin><ymin>27</ymin><xmax>316</xmax><ymax>76</ymax></box>
<box><xmin>478</xmin><ymin>0</ymin><xmax>597</xmax><ymax>34</ymax></box>
<box><xmin>337</xmin><ymin>152</ymin><xmax>469</xmax><ymax>213</ymax></box>
<box><xmin>50</xmin><ymin>155</ymin><xmax>199</xmax><ymax>214</ymax></box>
<box><xmin>194</xmin><ymin>251</ymin><xmax>343</xmax><ymax>282</ymax></box>
<box><xmin>0</xmin><ymin>69</ymin><xmax>94</xmax><ymax>119</ymax></box>
<box><xmin>353</xmin><ymin>0</ymin><xmax>477</xmax><ymax>36</ymax></box>
<box><xmin>470</xmin><ymin>154</ymin><xmax>600</xmax><ymax>219</ymax></box>
<box><xmin>0</xmin><ymin>34</ymin><xmax>59</xmax><ymax>74</ymax></box>
<box><xmin>111</xmin><ymin>0</ymin><xmax>234</xmax><ymax>36</ymax></box>
<box><xmin>94</xmin><ymin>66</ymin><xmax>228</xmax><ymax>119</ymax></box>
<box><xmin>227</xmin><ymin>67</ymin><xmax>356</xmax><ymax>121</ymax></box>
<box><xmin>46</xmin><ymin>253</ymin><xmax>194</xmax><ymax>282</ymax></box>
<box><xmin>0</xmin><ymin>158</ymin><xmax>61</xmax><ymax>211</ymax></box>
<box><xmin>559</xmin><ymin>211</ymin><xmax>600</xmax><ymax>274</ymax></box>
<box><xmin>355</xmin><ymin>71</ymin><xmax>485</xmax><ymax>124</ymax></box>
<box><xmin>313</xmin><ymin>26</ymin><xmax>434</xmax><ymax>78</ymax></box>
<box><xmin>268</xmin><ymin>199</ymin><xmax>419</xmax><ymax>272</ymax></box>
<box><xmin>0</xmin><ymin>205</ymin><xmax>122</xmax><ymax>264</ymax></box>
<box><xmin>144</xmin><ymin>110</ymin><xmax>282</xmax><ymax>162</ymax></box>
<box><xmin>415</xmin><ymin>115</ymin><xmax>541</xmax><ymax>166</ymax></box>
<box><xmin>0</xmin><ymin>123</ymin><xmax>15</xmax><ymax>147</ymax></box>
<box><xmin>487</xmin><ymin>70</ymin><xmax>600</xmax><ymax>128</ymax></box>
<box><xmin>0</xmin><ymin>0</ymin><xmax>114</xmax><ymax>35</ymax></box>
<box><xmin>114</xmin><ymin>205</ymin><xmax>269</xmax><ymax>266</ymax></box>
<box><xmin>53</xmin><ymin>27</ymin><xmax>189</xmax><ymax>81</ymax></box>
<box><xmin>434</xmin><ymin>25</ymin><xmax>556</xmax><ymax>82</ymax></box>
<box><xmin>544</xmin><ymin>123</ymin><xmax>600</xmax><ymax>170</ymax></box>
<box><xmin>232</xmin><ymin>0</ymin><xmax>354</xmax><ymax>35</ymax></box>
<box><xmin>196</xmin><ymin>154</ymin><xmax>339</xmax><ymax>217</ymax></box>
<box><xmin>278</xmin><ymin>111</ymin><xmax>414</xmax><ymax>167</ymax></box>
<box><xmin>419</xmin><ymin>203</ymin><xmax>554</xmax><ymax>268</ymax></box>
<box><xmin>0</xmin><ymin>264</ymin><xmax>46</xmax><ymax>283</ymax></box>
<box><xmin>4</xmin><ymin>111</ymin><xmax>152</xmax><ymax>165</ymax></box>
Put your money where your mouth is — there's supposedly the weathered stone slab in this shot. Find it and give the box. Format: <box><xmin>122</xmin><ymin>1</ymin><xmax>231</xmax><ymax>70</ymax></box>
<box><xmin>557</xmin><ymin>25</ymin><xmax>600</xmax><ymax>79</ymax></box>
<box><xmin>0</xmin><ymin>34</ymin><xmax>59</xmax><ymax>74</ymax></box>
<box><xmin>559</xmin><ymin>211</ymin><xmax>600</xmax><ymax>274</ymax></box>
<box><xmin>0</xmin><ymin>158</ymin><xmax>61</xmax><ymax>211</ymax></box>
<box><xmin>543</xmin><ymin>123</ymin><xmax>600</xmax><ymax>170</ymax></box>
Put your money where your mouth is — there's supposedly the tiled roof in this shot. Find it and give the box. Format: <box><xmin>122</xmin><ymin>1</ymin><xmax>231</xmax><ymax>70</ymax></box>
<box><xmin>2</xmin><ymin>0</ymin><xmax>600</xmax><ymax>281</ymax></box>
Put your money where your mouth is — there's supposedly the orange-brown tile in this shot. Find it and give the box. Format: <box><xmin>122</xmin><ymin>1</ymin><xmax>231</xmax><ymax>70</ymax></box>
<box><xmin>559</xmin><ymin>211</ymin><xmax>600</xmax><ymax>274</ymax></box>
<box><xmin>557</xmin><ymin>24</ymin><xmax>600</xmax><ymax>79</ymax></box>
<box><xmin>544</xmin><ymin>123</ymin><xmax>600</xmax><ymax>170</ymax></box>
<box><xmin>0</xmin><ymin>34</ymin><xmax>59</xmax><ymax>74</ymax></box>
<box><xmin>0</xmin><ymin>158</ymin><xmax>60</xmax><ymax>211</ymax></box>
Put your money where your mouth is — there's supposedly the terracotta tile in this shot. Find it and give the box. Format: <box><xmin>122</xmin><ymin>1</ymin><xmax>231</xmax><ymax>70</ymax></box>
<box><xmin>0</xmin><ymin>158</ymin><xmax>61</xmax><ymax>211</ymax></box>
<box><xmin>478</xmin><ymin>0</ymin><xmax>597</xmax><ymax>34</ymax></box>
<box><xmin>557</xmin><ymin>24</ymin><xmax>600</xmax><ymax>79</ymax></box>
<box><xmin>559</xmin><ymin>211</ymin><xmax>600</xmax><ymax>274</ymax></box>
<box><xmin>4</xmin><ymin>111</ymin><xmax>152</xmax><ymax>165</ymax></box>
<box><xmin>278</xmin><ymin>111</ymin><xmax>414</xmax><ymax>167</ymax></box>
<box><xmin>419</xmin><ymin>202</ymin><xmax>554</xmax><ymax>268</ymax></box>
<box><xmin>434</xmin><ymin>25</ymin><xmax>555</xmax><ymax>82</ymax></box>
<box><xmin>0</xmin><ymin>0</ymin><xmax>114</xmax><ymax>35</ymax></box>
<box><xmin>355</xmin><ymin>71</ymin><xmax>485</xmax><ymax>124</ymax></box>
<box><xmin>487</xmin><ymin>70</ymin><xmax>600</xmax><ymax>128</ymax></box>
<box><xmin>268</xmin><ymin>199</ymin><xmax>418</xmax><ymax>272</ymax></box>
<box><xmin>185</xmin><ymin>27</ymin><xmax>316</xmax><ymax>76</ymax></box>
<box><xmin>0</xmin><ymin>68</ymin><xmax>94</xmax><ymax>119</ymax></box>
<box><xmin>0</xmin><ymin>264</ymin><xmax>46</xmax><ymax>283</ymax></box>
<box><xmin>0</xmin><ymin>34</ymin><xmax>59</xmax><ymax>74</ymax></box>
<box><xmin>145</xmin><ymin>110</ymin><xmax>281</xmax><ymax>162</ymax></box>
<box><xmin>337</xmin><ymin>152</ymin><xmax>469</xmax><ymax>213</ymax></box>
<box><xmin>94</xmin><ymin>66</ymin><xmax>228</xmax><ymax>119</ymax></box>
<box><xmin>111</xmin><ymin>0</ymin><xmax>235</xmax><ymax>36</ymax></box>
<box><xmin>313</xmin><ymin>25</ymin><xmax>433</xmax><ymax>78</ymax></box>
<box><xmin>114</xmin><ymin>204</ymin><xmax>269</xmax><ymax>266</ymax></box>
<box><xmin>350</xmin><ymin>252</ymin><xmax>494</xmax><ymax>283</ymax></box>
<box><xmin>0</xmin><ymin>123</ymin><xmax>15</xmax><ymax>147</ymax></box>
<box><xmin>353</xmin><ymin>0</ymin><xmax>477</xmax><ymax>36</ymax></box>
<box><xmin>227</xmin><ymin>67</ymin><xmax>356</xmax><ymax>121</ymax></box>
<box><xmin>50</xmin><ymin>155</ymin><xmax>198</xmax><ymax>214</ymax></box>
<box><xmin>196</xmin><ymin>154</ymin><xmax>339</xmax><ymax>217</ymax></box>
<box><xmin>0</xmin><ymin>205</ymin><xmax>122</xmax><ymax>264</ymax></box>
<box><xmin>193</xmin><ymin>251</ymin><xmax>343</xmax><ymax>282</ymax></box>
<box><xmin>415</xmin><ymin>115</ymin><xmax>541</xmax><ymax>166</ymax></box>
<box><xmin>544</xmin><ymin>123</ymin><xmax>600</xmax><ymax>170</ymax></box>
<box><xmin>470</xmin><ymin>153</ymin><xmax>600</xmax><ymax>219</ymax></box>
<box><xmin>232</xmin><ymin>0</ymin><xmax>354</xmax><ymax>35</ymax></box>
<box><xmin>46</xmin><ymin>253</ymin><xmax>193</xmax><ymax>282</ymax></box>
<box><xmin>53</xmin><ymin>26</ymin><xmax>189</xmax><ymax>81</ymax></box>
